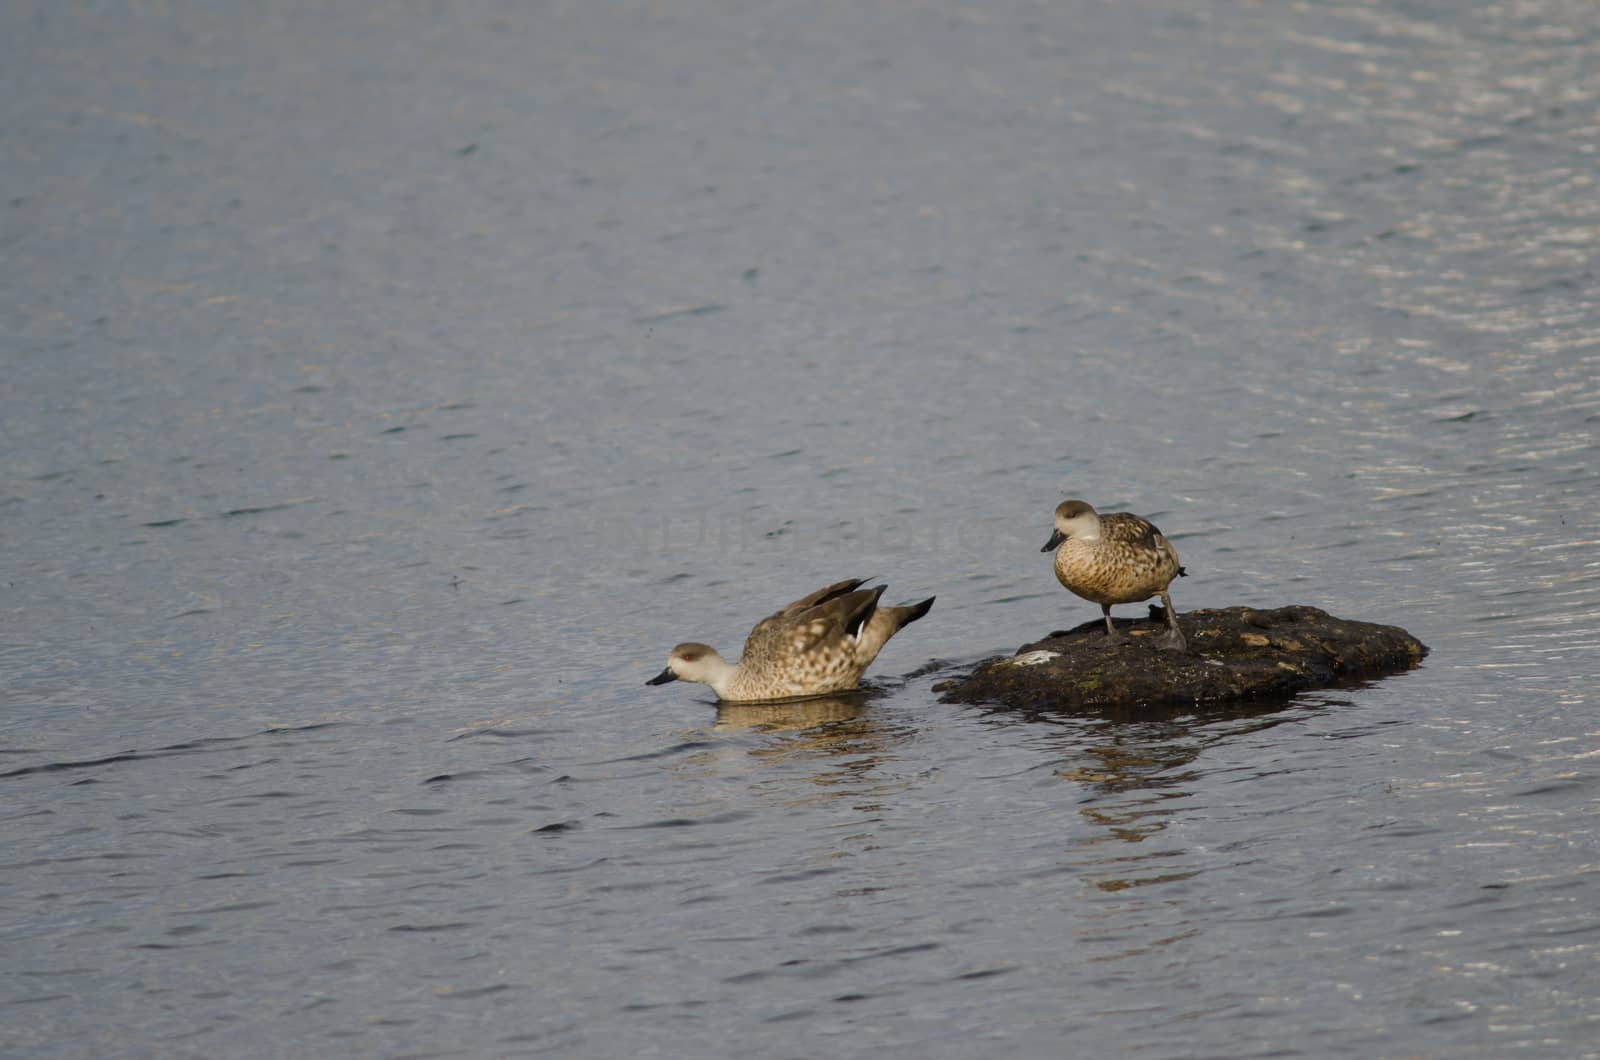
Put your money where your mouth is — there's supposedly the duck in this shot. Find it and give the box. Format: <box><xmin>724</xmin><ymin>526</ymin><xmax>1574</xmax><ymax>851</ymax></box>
<box><xmin>1041</xmin><ymin>499</ymin><xmax>1188</xmax><ymax>652</ymax></box>
<box><xmin>647</xmin><ymin>578</ymin><xmax>935</xmax><ymax>702</ymax></box>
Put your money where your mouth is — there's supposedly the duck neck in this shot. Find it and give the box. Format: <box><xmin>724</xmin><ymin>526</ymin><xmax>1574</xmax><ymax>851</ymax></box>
<box><xmin>698</xmin><ymin>651</ymin><xmax>740</xmax><ymax>699</ymax></box>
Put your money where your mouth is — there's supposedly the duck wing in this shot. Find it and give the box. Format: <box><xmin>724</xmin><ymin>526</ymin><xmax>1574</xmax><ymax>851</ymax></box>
<box><xmin>776</xmin><ymin>578</ymin><xmax>869</xmax><ymax>616</ymax></box>
<box><xmin>744</xmin><ymin>582</ymin><xmax>885</xmax><ymax>660</ymax></box>
<box><xmin>1100</xmin><ymin>512</ymin><xmax>1165</xmax><ymax>549</ymax></box>
<box><xmin>1103</xmin><ymin>512</ymin><xmax>1184</xmax><ymax>571</ymax></box>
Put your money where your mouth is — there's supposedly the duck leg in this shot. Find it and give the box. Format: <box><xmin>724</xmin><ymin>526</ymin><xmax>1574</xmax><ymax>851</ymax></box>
<box><xmin>1101</xmin><ymin>604</ymin><xmax>1130</xmax><ymax>644</ymax></box>
<box><xmin>1155</xmin><ymin>591</ymin><xmax>1188</xmax><ymax>653</ymax></box>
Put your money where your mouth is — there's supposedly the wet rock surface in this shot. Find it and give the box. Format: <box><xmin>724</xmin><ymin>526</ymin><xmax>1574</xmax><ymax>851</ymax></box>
<box><xmin>937</xmin><ymin>605</ymin><xmax>1428</xmax><ymax>713</ymax></box>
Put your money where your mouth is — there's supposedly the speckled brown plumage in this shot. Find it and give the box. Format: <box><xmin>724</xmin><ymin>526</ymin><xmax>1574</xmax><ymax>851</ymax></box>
<box><xmin>1041</xmin><ymin>499</ymin><xmax>1188</xmax><ymax>651</ymax></box>
<box><xmin>647</xmin><ymin>578</ymin><xmax>936</xmax><ymax>702</ymax></box>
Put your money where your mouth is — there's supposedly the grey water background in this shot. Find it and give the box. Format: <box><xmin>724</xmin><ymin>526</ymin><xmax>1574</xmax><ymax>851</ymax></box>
<box><xmin>4</xmin><ymin>0</ymin><xmax>1598</xmax><ymax>1055</ymax></box>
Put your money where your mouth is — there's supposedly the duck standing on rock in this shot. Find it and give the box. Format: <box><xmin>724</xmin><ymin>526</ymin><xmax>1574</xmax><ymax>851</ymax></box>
<box><xmin>647</xmin><ymin>578</ymin><xmax>935</xmax><ymax>702</ymax></box>
<box><xmin>1041</xmin><ymin>499</ymin><xmax>1188</xmax><ymax>652</ymax></box>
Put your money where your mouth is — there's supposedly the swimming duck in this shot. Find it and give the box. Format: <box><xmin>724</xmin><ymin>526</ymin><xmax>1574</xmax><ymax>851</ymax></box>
<box><xmin>1041</xmin><ymin>499</ymin><xmax>1188</xmax><ymax>652</ymax></box>
<box><xmin>647</xmin><ymin>578</ymin><xmax>935</xmax><ymax>702</ymax></box>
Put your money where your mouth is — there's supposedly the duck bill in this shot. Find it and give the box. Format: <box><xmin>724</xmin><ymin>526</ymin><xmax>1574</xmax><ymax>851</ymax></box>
<box><xmin>646</xmin><ymin>668</ymin><xmax>679</xmax><ymax>686</ymax></box>
<box><xmin>1040</xmin><ymin>529</ymin><xmax>1066</xmax><ymax>552</ymax></box>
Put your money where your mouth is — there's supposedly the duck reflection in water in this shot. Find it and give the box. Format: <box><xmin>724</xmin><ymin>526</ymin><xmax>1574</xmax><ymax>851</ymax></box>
<box><xmin>710</xmin><ymin>690</ymin><xmax>912</xmax><ymax>789</ymax></box>
<box><xmin>714</xmin><ymin>694</ymin><xmax>868</xmax><ymax>734</ymax></box>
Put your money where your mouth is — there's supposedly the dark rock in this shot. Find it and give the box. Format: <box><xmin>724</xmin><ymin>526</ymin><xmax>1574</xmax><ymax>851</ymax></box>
<box><xmin>936</xmin><ymin>605</ymin><xmax>1427</xmax><ymax>714</ymax></box>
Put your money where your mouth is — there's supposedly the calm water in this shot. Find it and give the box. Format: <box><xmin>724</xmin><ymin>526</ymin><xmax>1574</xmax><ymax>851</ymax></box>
<box><xmin>5</xmin><ymin>0</ymin><xmax>1599</xmax><ymax>1056</ymax></box>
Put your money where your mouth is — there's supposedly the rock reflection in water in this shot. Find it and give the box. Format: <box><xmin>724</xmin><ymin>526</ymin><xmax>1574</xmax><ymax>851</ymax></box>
<box><xmin>997</xmin><ymin>697</ymin><xmax>1318</xmax><ymax>895</ymax></box>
